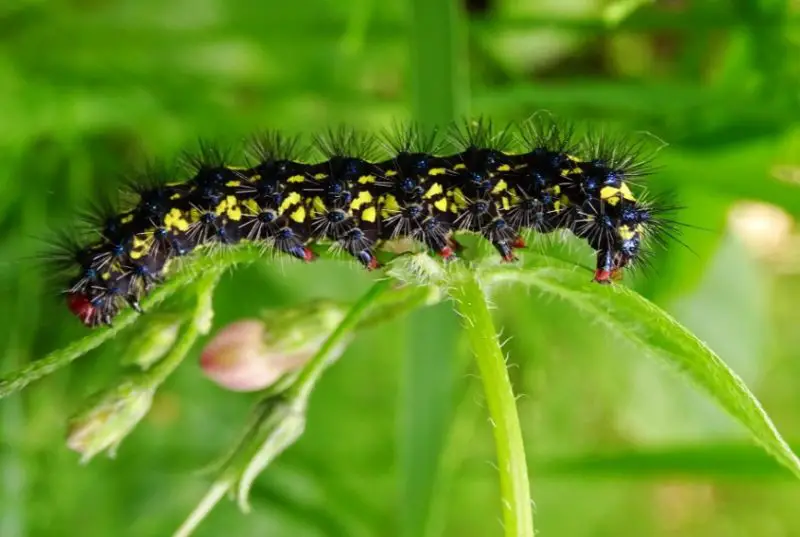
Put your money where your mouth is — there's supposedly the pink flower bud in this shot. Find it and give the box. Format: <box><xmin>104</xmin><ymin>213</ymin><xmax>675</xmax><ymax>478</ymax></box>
<box><xmin>200</xmin><ymin>304</ymin><xmax>347</xmax><ymax>392</ymax></box>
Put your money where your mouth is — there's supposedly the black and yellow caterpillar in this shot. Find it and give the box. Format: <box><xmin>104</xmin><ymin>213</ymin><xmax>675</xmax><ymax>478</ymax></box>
<box><xmin>52</xmin><ymin>118</ymin><xmax>677</xmax><ymax>327</ymax></box>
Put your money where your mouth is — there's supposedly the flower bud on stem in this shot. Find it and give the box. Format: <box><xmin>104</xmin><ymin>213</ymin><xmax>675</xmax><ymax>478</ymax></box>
<box><xmin>66</xmin><ymin>271</ymin><xmax>221</xmax><ymax>462</ymax></box>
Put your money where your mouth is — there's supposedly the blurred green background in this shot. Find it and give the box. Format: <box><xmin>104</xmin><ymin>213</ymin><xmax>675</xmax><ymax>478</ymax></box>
<box><xmin>2</xmin><ymin>0</ymin><xmax>800</xmax><ymax>535</ymax></box>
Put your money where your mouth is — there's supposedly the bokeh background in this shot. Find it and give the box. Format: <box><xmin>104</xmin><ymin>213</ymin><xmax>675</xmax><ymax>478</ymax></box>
<box><xmin>1</xmin><ymin>0</ymin><xmax>800</xmax><ymax>535</ymax></box>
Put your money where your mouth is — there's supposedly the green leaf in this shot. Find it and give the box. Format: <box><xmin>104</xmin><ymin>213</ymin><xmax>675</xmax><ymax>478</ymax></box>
<box><xmin>398</xmin><ymin>302</ymin><xmax>460</xmax><ymax>537</ymax></box>
<box><xmin>485</xmin><ymin>255</ymin><xmax>800</xmax><ymax>479</ymax></box>
<box><xmin>537</xmin><ymin>442</ymin><xmax>798</xmax><ymax>481</ymax></box>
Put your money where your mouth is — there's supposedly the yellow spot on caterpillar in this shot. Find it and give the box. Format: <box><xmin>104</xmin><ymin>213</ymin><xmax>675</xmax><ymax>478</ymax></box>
<box><xmin>385</xmin><ymin>170</ymin><xmax>397</xmax><ymax>177</ymax></box>
<box><xmin>381</xmin><ymin>194</ymin><xmax>400</xmax><ymax>218</ymax></box>
<box><xmin>600</xmin><ymin>186</ymin><xmax>621</xmax><ymax>206</ymax></box>
<box><xmin>290</xmin><ymin>206</ymin><xmax>306</xmax><ymax>223</ymax></box>
<box><xmin>287</xmin><ymin>175</ymin><xmax>305</xmax><ymax>183</ymax></box>
<box><xmin>362</xmin><ymin>207</ymin><xmax>377</xmax><ymax>222</ymax></box>
<box><xmin>618</xmin><ymin>225</ymin><xmax>635</xmax><ymax>240</ymax></box>
<box><xmin>351</xmin><ymin>190</ymin><xmax>374</xmax><ymax>210</ymax></box>
<box><xmin>312</xmin><ymin>196</ymin><xmax>326</xmax><ymax>214</ymax></box>
<box><xmin>552</xmin><ymin>185</ymin><xmax>561</xmax><ymax>195</ymax></box>
<box><xmin>227</xmin><ymin>201</ymin><xmax>242</xmax><ymax>221</ymax></box>
<box><xmin>170</xmin><ymin>193</ymin><xmax>181</xmax><ymax>200</ymax></box>
<box><xmin>214</xmin><ymin>198</ymin><xmax>229</xmax><ymax>216</ymax></box>
<box><xmin>358</xmin><ymin>175</ymin><xmax>375</xmax><ymax>184</ymax></box>
<box><xmin>600</xmin><ymin>186</ymin><xmax>619</xmax><ymax>199</ymax></box>
<box><xmin>121</xmin><ymin>214</ymin><xmax>134</xmax><ymax>224</ymax></box>
<box><xmin>453</xmin><ymin>163</ymin><xmax>466</xmax><ymax>170</ymax></box>
<box><xmin>164</xmin><ymin>208</ymin><xmax>189</xmax><ymax>232</ymax></box>
<box><xmin>492</xmin><ymin>179</ymin><xmax>508</xmax><ymax>194</ymax></box>
<box><xmin>450</xmin><ymin>188</ymin><xmax>468</xmax><ymax>208</ymax></box>
<box><xmin>424</xmin><ymin>183</ymin><xmax>443</xmax><ymax>198</ymax></box>
<box><xmin>434</xmin><ymin>198</ymin><xmax>448</xmax><ymax>212</ymax></box>
<box><xmin>619</xmin><ymin>183</ymin><xmax>636</xmax><ymax>201</ymax></box>
<box><xmin>314</xmin><ymin>173</ymin><xmax>327</xmax><ymax>180</ymax></box>
<box><xmin>226</xmin><ymin>180</ymin><xmax>241</xmax><ymax>187</ymax></box>
<box><xmin>243</xmin><ymin>199</ymin><xmax>259</xmax><ymax>214</ymax></box>
<box><xmin>429</xmin><ymin>168</ymin><xmax>446</xmax><ymax>176</ymax></box>
<box><xmin>497</xmin><ymin>164</ymin><xmax>511</xmax><ymax>172</ymax></box>
<box><xmin>279</xmin><ymin>192</ymin><xmax>301</xmax><ymax>213</ymax></box>
<box><xmin>502</xmin><ymin>197</ymin><xmax>510</xmax><ymax>210</ymax></box>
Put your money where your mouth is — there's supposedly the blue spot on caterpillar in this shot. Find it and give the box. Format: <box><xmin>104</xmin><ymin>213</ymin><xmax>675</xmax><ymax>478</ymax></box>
<box><xmin>45</xmin><ymin>117</ymin><xmax>682</xmax><ymax>328</ymax></box>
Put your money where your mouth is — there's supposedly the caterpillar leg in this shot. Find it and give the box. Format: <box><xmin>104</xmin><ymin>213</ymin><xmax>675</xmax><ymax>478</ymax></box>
<box><xmin>485</xmin><ymin>218</ymin><xmax>519</xmax><ymax>263</ymax></box>
<box><xmin>341</xmin><ymin>228</ymin><xmax>380</xmax><ymax>270</ymax></box>
<box><xmin>593</xmin><ymin>248</ymin><xmax>614</xmax><ymax>284</ymax></box>
<box><xmin>420</xmin><ymin>217</ymin><xmax>456</xmax><ymax>261</ymax></box>
<box><xmin>356</xmin><ymin>250</ymin><xmax>380</xmax><ymax>270</ymax></box>
<box><xmin>493</xmin><ymin>240</ymin><xmax>518</xmax><ymax>263</ymax></box>
<box><xmin>275</xmin><ymin>227</ymin><xmax>315</xmax><ymax>262</ymax></box>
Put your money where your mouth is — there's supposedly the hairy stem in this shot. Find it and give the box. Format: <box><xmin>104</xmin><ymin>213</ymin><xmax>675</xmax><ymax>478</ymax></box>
<box><xmin>447</xmin><ymin>265</ymin><xmax>534</xmax><ymax>537</ymax></box>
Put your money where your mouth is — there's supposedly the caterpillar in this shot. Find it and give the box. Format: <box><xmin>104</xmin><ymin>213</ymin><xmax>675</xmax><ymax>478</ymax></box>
<box><xmin>47</xmin><ymin>116</ymin><xmax>679</xmax><ymax>328</ymax></box>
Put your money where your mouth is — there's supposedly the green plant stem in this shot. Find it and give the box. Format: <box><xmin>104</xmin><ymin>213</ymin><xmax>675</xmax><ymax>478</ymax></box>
<box><xmin>447</xmin><ymin>265</ymin><xmax>534</xmax><ymax>537</ymax></box>
<box><xmin>173</xmin><ymin>482</ymin><xmax>230</xmax><ymax>537</ymax></box>
<box><xmin>173</xmin><ymin>277</ymin><xmax>393</xmax><ymax>537</ymax></box>
<box><xmin>145</xmin><ymin>271</ymin><xmax>221</xmax><ymax>387</ymax></box>
<box><xmin>288</xmin><ymin>278</ymin><xmax>393</xmax><ymax>399</ymax></box>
